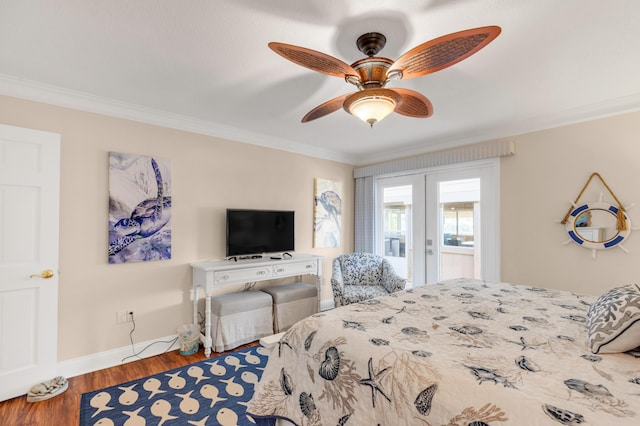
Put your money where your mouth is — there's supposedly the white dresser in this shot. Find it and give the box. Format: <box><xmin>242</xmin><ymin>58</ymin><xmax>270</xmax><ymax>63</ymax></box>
<box><xmin>191</xmin><ymin>254</ymin><xmax>322</xmax><ymax>356</ymax></box>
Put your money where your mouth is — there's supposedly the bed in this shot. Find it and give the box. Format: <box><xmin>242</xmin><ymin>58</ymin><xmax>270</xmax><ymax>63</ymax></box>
<box><xmin>247</xmin><ymin>278</ymin><xmax>640</xmax><ymax>425</ymax></box>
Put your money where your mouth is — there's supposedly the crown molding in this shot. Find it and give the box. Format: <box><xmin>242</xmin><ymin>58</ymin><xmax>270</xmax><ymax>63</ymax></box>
<box><xmin>359</xmin><ymin>93</ymin><xmax>640</xmax><ymax>165</ymax></box>
<box><xmin>0</xmin><ymin>74</ymin><xmax>356</xmax><ymax>164</ymax></box>
<box><xmin>2</xmin><ymin>74</ymin><xmax>638</xmax><ymax>167</ymax></box>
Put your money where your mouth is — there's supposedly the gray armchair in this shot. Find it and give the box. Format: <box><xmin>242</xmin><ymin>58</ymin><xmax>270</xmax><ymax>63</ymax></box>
<box><xmin>331</xmin><ymin>253</ymin><xmax>406</xmax><ymax>307</ymax></box>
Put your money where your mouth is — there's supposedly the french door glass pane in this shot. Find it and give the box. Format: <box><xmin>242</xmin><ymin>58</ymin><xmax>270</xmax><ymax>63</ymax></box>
<box><xmin>439</xmin><ymin>178</ymin><xmax>480</xmax><ymax>281</ymax></box>
<box><xmin>383</xmin><ymin>185</ymin><xmax>412</xmax><ymax>282</ymax></box>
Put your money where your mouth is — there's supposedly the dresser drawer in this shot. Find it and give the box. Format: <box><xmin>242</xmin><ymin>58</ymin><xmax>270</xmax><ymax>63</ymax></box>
<box><xmin>272</xmin><ymin>260</ymin><xmax>318</xmax><ymax>277</ymax></box>
<box><xmin>214</xmin><ymin>266</ymin><xmax>272</xmax><ymax>284</ymax></box>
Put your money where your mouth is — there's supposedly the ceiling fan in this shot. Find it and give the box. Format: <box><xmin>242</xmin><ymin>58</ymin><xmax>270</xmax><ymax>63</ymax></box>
<box><xmin>269</xmin><ymin>26</ymin><xmax>501</xmax><ymax>127</ymax></box>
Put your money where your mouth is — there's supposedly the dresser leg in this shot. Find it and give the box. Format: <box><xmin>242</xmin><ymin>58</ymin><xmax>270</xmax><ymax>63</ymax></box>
<box><xmin>204</xmin><ymin>294</ymin><xmax>212</xmax><ymax>357</ymax></box>
<box><xmin>315</xmin><ymin>265</ymin><xmax>323</xmax><ymax>312</ymax></box>
<box><xmin>193</xmin><ymin>286</ymin><xmax>199</xmax><ymax>326</ymax></box>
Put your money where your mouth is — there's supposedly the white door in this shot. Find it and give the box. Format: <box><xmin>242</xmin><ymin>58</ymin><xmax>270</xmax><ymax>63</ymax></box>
<box><xmin>0</xmin><ymin>124</ymin><xmax>60</xmax><ymax>401</ymax></box>
<box><xmin>425</xmin><ymin>160</ymin><xmax>500</xmax><ymax>284</ymax></box>
<box><xmin>376</xmin><ymin>175</ymin><xmax>425</xmax><ymax>287</ymax></box>
<box><xmin>376</xmin><ymin>160</ymin><xmax>500</xmax><ymax>287</ymax></box>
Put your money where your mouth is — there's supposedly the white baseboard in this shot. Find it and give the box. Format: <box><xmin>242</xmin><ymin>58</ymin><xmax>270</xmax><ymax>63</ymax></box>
<box><xmin>57</xmin><ymin>334</ymin><xmax>180</xmax><ymax>379</ymax></box>
<box><xmin>58</xmin><ymin>302</ymin><xmax>335</xmax><ymax>380</ymax></box>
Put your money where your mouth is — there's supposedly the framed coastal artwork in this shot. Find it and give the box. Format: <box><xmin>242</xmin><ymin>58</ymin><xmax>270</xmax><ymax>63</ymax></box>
<box><xmin>108</xmin><ymin>152</ymin><xmax>172</xmax><ymax>264</ymax></box>
<box><xmin>313</xmin><ymin>178</ymin><xmax>342</xmax><ymax>248</ymax></box>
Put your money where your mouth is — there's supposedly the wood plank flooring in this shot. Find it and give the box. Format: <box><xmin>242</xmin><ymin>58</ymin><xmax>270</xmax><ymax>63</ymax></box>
<box><xmin>0</xmin><ymin>342</ymin><xmax>257</xmax><ymax>426</ymax></box>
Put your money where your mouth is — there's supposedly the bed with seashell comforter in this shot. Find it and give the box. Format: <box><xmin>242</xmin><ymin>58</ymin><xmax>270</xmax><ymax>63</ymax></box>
<box><xmin>247</xmin><ymin>278</ymin><xmax>640</xmax><ymax>425</ymax></box>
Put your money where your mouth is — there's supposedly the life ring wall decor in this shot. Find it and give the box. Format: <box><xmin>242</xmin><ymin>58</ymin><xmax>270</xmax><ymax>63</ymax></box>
<box><xmin>564</xmin><ymin>201</ymin><xmax>631</xmax><ymax>251</ymax></box>
<box><xmin>560</xmin><ymin>173</ymin><xmax>635</xmax><ymax>259</ymax></box>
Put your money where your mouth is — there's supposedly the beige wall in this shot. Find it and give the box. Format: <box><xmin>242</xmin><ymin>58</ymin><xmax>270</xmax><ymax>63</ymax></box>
<box><xmin>3</xmin><ymin>91</ymin><xmax>639</xmax><ymax>362</ymax></box>
<box><xmin>0</xmin><ymin>94</ymin><xmax>354</xmax><ymax>361</ymax></box>
<box><xmin>501</xmin><ymin>110</ymin><xmax>640</xmax><ymax>296</ymax></box>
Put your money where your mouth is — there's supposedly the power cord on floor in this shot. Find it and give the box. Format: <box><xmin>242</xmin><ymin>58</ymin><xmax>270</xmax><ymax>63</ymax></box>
<box><xmin>121</xmin><ymin>312</ymin><xmax>179</xmax><ymax>363</ymax></box>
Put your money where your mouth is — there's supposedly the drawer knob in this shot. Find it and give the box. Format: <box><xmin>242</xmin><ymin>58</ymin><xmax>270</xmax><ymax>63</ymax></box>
<box><xmin>257</xmin><ymin>270</ymin><xmax>266</xmax><ymax>275</ymax></box>
<box><xmin>276</xmin><ymin>268</ymin><xmax>284</xmax><ymax>273</ymax></box>
<box><xmin>306</xmin><ymin>264</ymin><xmax>314</xmax><ymax>269</ymax></box>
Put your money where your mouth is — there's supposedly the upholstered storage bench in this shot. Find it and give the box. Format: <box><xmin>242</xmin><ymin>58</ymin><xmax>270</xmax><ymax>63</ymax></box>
<box><xmin>210</xmin><ymin>291</ymin><xmax>274</xmax><ymax>352</ymax></box>
<box><xmin>261</xmin><ymin>282</ymin><xmax>318</xmax><ymax>333</ymax></box>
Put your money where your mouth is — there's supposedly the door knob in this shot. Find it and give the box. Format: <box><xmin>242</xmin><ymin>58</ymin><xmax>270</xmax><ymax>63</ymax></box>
<box><xmin>30</xmin><ymin>269</ymin><xmax>54</xmax><ymax>279</ymax></box>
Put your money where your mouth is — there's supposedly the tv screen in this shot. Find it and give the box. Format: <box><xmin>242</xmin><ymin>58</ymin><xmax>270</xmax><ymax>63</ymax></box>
<box><xmin>226</xmin><ymin>209</ymin><xmax>295</xmax><ymax>257</ymax></box>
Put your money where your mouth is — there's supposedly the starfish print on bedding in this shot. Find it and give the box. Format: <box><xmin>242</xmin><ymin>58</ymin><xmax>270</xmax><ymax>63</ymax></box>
<box><xmin>359</xmin><ymin>357</ymin><xmax>391</xmax><ymax>408</ymax></box>
<box><xmin>509</xmin><ymin>336</ymin><xmax>538</xmax><ymax>351</ymax></box>
<box><xmin>277</xmin><ymin>340</ymin><xmax>293</xmax><ymax>357</ymax></box>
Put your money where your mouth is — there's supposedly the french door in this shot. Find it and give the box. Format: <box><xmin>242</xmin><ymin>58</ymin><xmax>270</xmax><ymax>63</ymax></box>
<box><xmin>376</xmin><ymin>160</ymin><xmax>499</xmax><ymax>286</ymax></box>
<box><xmin>376</xmin><ymin>175</ymin><xmax>425</xmax><ymax>287</ymax></box>
<box><xmin>425</xmin><ymin>161</ymin><xmax>499</xmax><ymax>283</ymax></box>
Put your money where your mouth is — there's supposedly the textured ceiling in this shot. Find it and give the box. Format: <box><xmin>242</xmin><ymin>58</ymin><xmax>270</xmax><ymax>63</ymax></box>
<box><xmin>1</xmin><ymin>0</ymin><xmax>639</xmax><ymax>165</ymax></box>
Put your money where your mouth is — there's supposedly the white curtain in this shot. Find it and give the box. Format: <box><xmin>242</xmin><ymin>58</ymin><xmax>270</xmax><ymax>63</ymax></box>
<box><xmin>354</xmin><ymin>175</ymin><xmax>375</xmax><ymax>253</ymax></box>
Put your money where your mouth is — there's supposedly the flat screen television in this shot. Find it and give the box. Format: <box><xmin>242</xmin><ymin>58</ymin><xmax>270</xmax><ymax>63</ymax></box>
<box><xmin>226</xmin><ymin>209</ymin><xmax>295</xmax><ymax>257</ymax></box>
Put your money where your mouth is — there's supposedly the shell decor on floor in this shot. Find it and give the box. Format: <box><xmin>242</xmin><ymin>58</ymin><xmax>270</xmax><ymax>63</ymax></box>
<box><xmin>27</xmin><ymin>376</ymin><xmax>69</xmax><ymax>403</ymax></box>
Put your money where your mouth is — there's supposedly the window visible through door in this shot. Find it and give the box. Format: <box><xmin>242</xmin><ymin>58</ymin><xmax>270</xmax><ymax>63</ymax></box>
<box><xmin>439</xmin><ymin>179</ymin><xmax>480</xmax><ymax>281</ymax></box>
<box><xmin>382</xmin><ymin>185</ymin><xmax>412</xmax><ymax>283</ymax></box>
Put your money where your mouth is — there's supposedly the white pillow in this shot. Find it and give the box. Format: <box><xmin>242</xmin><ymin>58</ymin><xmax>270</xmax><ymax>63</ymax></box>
<box><xmin>587</xmin><ymin>284</ymin><xmax>640</xmax><ymax>354</ymax></box>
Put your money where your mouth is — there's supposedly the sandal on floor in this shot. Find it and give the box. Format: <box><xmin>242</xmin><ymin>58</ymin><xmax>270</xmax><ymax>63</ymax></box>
<box><xmin>27</xmin><ymin>376</ymin><xmax>68</xmax><ymax>402</ymax></box>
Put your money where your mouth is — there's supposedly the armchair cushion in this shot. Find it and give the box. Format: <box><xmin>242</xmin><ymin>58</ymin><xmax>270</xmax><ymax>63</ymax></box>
<box><xmin>341</xmin><ymin>285</ymin><xmax>390</xmax><ymax>306</ymax></box>
<box><xmin>382</xmin><ymin>259</ymin><xmax>407</xmax><ymax>293</ymax></box>
<box><xmin>331</xmin><ymin>253</ymin><xmax>406</xmax><ymax>307</ymax></box>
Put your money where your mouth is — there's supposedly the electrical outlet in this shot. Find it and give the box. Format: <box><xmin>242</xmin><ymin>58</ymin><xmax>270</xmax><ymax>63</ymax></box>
<box><xmin>116</xmin><ymin>310</ymin><xmax>134</xmax><ymax>324</ymax></box>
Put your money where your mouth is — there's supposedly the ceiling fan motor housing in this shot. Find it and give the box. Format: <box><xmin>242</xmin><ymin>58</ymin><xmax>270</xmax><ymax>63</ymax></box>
<box><xmin>350</xmin><ymin>57</ymin><xmax>394</xmax><ymax>89</ymax></box>
<box><xmin>356</xmin><ymin>32</ymin><xmax>387</xmax><ymax>57</ymax></box>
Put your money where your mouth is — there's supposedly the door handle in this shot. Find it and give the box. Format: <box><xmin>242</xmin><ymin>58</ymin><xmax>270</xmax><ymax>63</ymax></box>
<box><xmin>30</xmin><ymin>269</ymin><xmax>54</xmax><ymax>279</ymax></box>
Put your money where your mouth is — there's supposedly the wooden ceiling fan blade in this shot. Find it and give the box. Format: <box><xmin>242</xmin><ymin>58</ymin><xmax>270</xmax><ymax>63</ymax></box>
<box><xmin>392</xmin><ymin>88</ymin><xmax>433</xmax><ymax>118</ymax></box>
<box><xmin>301</xmin><ymin>93</ymin><xmax>351</xmax><ymax>123</ymax></box>
<box><xmin>388</xmin><ymin>26</ymin><xmax>501</xmax><ymax>79</ymax></box>
<box><xmin>269</xmin><ymin>42</ymin><xmax>358</xmax><ymax>78</ymax></box>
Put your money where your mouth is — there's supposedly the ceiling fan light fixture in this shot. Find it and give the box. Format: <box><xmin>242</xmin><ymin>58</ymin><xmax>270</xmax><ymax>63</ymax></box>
<box><xmin>344</xmin><ymin>89</ymin><xmax>402</xmax><ymax>127</ymax></box>
<box><xmin>350</xmin><ymin>97</ymin><xmax>395</xmax><ymax>127</ymax></box>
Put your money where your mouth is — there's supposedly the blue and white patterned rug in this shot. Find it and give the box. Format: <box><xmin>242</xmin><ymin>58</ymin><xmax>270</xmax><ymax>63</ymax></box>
<box><xmin>79</xmin><ymin>345</ymin><xmax>269</xmax><ymax>426</ymax></box>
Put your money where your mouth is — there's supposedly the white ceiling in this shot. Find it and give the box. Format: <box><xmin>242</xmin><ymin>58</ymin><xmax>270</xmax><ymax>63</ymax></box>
<box><xmin>1</xmin><ymin>0</ymin><xmax>639</xmax><ymax>165</ymax></box>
